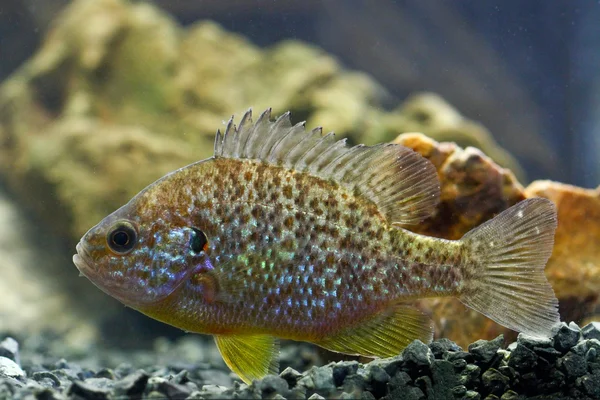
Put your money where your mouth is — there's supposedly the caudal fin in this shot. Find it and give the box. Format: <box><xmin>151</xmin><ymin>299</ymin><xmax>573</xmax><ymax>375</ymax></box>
<box><xmin>459</xmin><ymin>198</ymin><xmax>560</xmax><ymax>337</ymax></box>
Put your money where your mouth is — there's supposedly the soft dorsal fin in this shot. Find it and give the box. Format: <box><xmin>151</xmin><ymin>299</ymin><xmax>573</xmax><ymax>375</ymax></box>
<box><xmin>214</xmin><ymin>109</ymin><xmax>440</xmax><ymax>225</ymax></box>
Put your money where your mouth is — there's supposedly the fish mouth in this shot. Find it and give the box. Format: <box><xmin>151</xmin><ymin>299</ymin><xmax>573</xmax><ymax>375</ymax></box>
<box><xmin>73</xmin><ymin>242</ymin><xmax>94</xmax><ymax>276</ymax></box>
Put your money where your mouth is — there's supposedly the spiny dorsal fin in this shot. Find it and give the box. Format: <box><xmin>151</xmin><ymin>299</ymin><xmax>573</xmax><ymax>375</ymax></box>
<box><xmin>214</xmin><ymin>108</ymin><xmax>440</xmax><ymax>225</ymax></box>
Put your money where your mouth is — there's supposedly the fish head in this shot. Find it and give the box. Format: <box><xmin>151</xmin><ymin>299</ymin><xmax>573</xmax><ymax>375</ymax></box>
<box><xmin>73</xmin><ymin>194</ymin><xmax>210</xmax><ymax>309</ymax></box>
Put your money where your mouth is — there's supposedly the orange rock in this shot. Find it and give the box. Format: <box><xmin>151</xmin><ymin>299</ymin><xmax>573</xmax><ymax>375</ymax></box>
<box><xmin>525</xmin><ymin>180</ymin><xmax>600</xmax><ymax>323</ymax></box>
<box><xmin>397</xmin><ymin>134</ymin><xmax>600</xmax><ymax>347</ymax></box>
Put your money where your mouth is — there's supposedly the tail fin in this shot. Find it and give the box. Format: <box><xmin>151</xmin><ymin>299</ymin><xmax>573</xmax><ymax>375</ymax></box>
<box><xmin>459</xmin><ymin>198</ymin><xmax>560</xmax><ymax>337</ymax></box>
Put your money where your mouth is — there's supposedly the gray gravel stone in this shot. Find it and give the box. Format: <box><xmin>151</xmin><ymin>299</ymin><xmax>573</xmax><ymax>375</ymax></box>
<box><xmin>559</xmin><ymin>351</ymin><xmax>588</xmax><ymax>379</ymax></box>
<box><xmin>583</xmin><ymin>322</ymin><xmax>600</xmax><ymax>341</ymax></box>
<box><xmin>555</xmin><ymin>322</ymin><xmax>582</xmax><ymax>353</ymax></box>
<box><xmin>257</xmin><ymin>375</ymin><xmax>289</xmax><ymax>398</ymax></box>
<box><xmin>517</xmin><ymin>333</ymin><xmax>553</xmax><ymax>349</ymax></box>
<box><xmin>115</xmin><ymin>370</ymin><xmax>149</xmax><ymax>397</ymax></box>
<box><xmin>403</xmin><ymin>340</ymin><xmax>434</xmax><ymax>368</ymax></box>
<box><xmin>332</xmin><ymin>360</ymin><xmax>359</xmax><ymax>386</ymax></box>
<box><xmin>310</xmin><ymin>365</ymin><xmax>335</xmax><ymax>395</ymax></box>
<box><xmin>0</xmin><ymin>338</ymin><xmax>20</xmax><ymax>365</ymax></box>
<box><xmin>481</xmin><ymin>368</ymin><xmax>509</xmax><ymax>397</ymax></box>
<box><xmin>279</xmin><ymin>366</ymin><xmax>302</xmax><ymax>388</ymax></box>
<box><xmin>66</xmin><ymin>380</ymin><xmax>110</xmax><ymax>400</ymax></box>
<box><xmin>0</xmin><ymin>356</ymin><xmax>25</xmax><ymax>378</ymax></box>
<box><xmin>429</xmin><ymin>338</ymin><xmax>462</xmax><ymax>359</ymax></box>
<box><xmin>578</xmin><ymin>370</ymin><xmax>600</xmax><ymax>398</ymax></box>
<box><xmin>158</xmin><ymin>380</ymin><xmax>192</xmax><ymax>399</ymax></box>
<box><xmin>507</xmin><ymin>343</ymin><xmax>538</xmax><ymax>371</ymax></box>
<box><xmin>468</xmin><ymin>335</ymin><xmax>503</xmax><ymax>366</ymax></box>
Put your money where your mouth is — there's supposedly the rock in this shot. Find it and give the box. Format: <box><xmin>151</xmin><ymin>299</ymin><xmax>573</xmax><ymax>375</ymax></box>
<box><xmin>415</xmin><ymin>375</ymin><xmax>434</xmax><ymax>398</ymax></box>
<box><xmin>578</xmin><ymin>371</ymin><xmax>600</xmax><ymax>398</ymax></box>
<box><xmin>0</xmin><ymin>356</ymin><xmax>25</xmax><ymax>379</ymax></box>
<box><xmin>500</xmin><ymin>390</ymin><xmax>519</xmax><ymax>400</ymax></box>
<box><xmin>279</xmin><ymin>367</ymin><xmax>302</xmax><ymax>388</ymax></box>
<box><xmin>385</xmin><ymin>385</ymin><xmax>426</xmax><ymax>400</ymax></box>
<box><xmin>196</xmin><ymin>369</ymin><xmax>233</xmax><ymax>387</ymax></box>
<box><xmin>431</xmin><ymin>360</ymin><xmax>460</xmax><ymax>399</ymax></box>
<box><xmin>464</xmin><ymin>391</ymin><xmax>481</xmax><ymax>400</ymax></box>
<box><xmin>342</xmin><ymin>373</ymin><xmax>366</xmax><ymax>394</ymax></box>
<box><xmin>468</xmin><ymin>335</ymin><xmax>504</xmax><ymax>366</ymax></box>
<box><xmin>571</xmin><ymin>339</ymin><xmax>600</xmax><ymax>358</ymax></box>
<box><xmin>195</xmin><ymin>384</ymin><xmax>230</xmax><ymax>399</ymax></box>
<box><xmin>583</xmin><ymin>323</ymin><xmax>600</xmax><ymax>341</ymax></box>
<box><xmin>310</xmin><ymin>366</ymin><xmax>335</xmax><ymax>396</ymax></box>
<box><xmin>526</xmin><ymin>181</ymin><xmax>600</xmax><ymax>325</ymax></box>
<box><xmin>94</xmin><ymin>368</ymin><xmax>116</xmax><ymax>380</ymax></box>
<box><xmin>32</xmin><ymin>371</ymin><xmax>61</xmax><ymax>388</ymax></box>
<box><xmin>559</xmin><ymin>352</ymin><xmax>587</xmax><ymax>379</ymax></box>
<box><xmin>66</xmin><ymin>380</ymin><xmax>109</xmax><ymax>400</ymax></box>
<box><xmin>386</xmin><ymin>94</ymin><xmax>525</xmax><ymax>179</ymax></box>
<box><xmin>367</xmin><ymin>365</ymin><xmax>389</xmax><ymax>398</ymax></box>
<box><xmin>516</xmin><ymin>333</ymin><xmax>553</xmax><ymax>349</ymax></box>
<box><xmin>554</xmin><ymin>322</ymin><xmax>582</xmax><ymax>353</ymax></box>
<box><xmin>0</xmin><ymin>338</ymin><xmax>19</xmax><ymax>365</ymax></box>
<box><xmin>507</xmin><ymin>344</ymin><xmax>538</xmax><ymax>372</ymax></box>
<box><xmin>257</xmin><ymin>375</ymin><xmax>289</xmax><ymax>398</ymax></box>
<box><xmin>113</xmin><ymin>370</ymin><xmax>148</xmax><ymax>397</ymax></box>
<box><xmin>393</xmin><ymin>133</ymin><xmax>527</xmax><ymax>348</ymax></box>
<box><xmin>387</xmin><ymin>371</ymin><xmax>412</xmax><ymax>392</ymax></box>
<box><xmin>429</xmin><ymin>338</ymin><xmax>462</xmax><ymax>359</ymax></box>
<box><xmin>402</xmin><ymin>340</ymin><xmax>434</xmax><ymax>369</ymax></box>
<box><xmin>308</xmin><ymin>393</ymin><xmax>325</xmax><ymax>400</ymax></box>
<box><xmin>332</xmin><ymin>361</ymin><xmax>359</xmax><ymax>387</ymax></box>
<box><xmin>157</xmin><ymin>380</ymin><xmax>192</xmax><ymax>399</ymax></box>
<box><xmin>481</xmin><ymin>368</ymin><xmax>509</xmax><ymax>397</ymax></box>
<box><xmin>460</xmin><ymin>364</ymin><xmax>481</xmax><ymax>388</ymax></box>
<box><xmin>447</xmin><ymin>351</ymin><xmax>475</xmax><ymax>364</ymax></box>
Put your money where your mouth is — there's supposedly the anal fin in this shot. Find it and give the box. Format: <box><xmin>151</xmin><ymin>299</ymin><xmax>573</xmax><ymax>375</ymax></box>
<box><xmin>214</xmin><ymin>334</ymin><xmax>280</xmax><ymax>384</ymax></box>
<box><xmin>316</xmin><ymin>304</ymin><xmax>433</xmax><ymax>358</ymax></box>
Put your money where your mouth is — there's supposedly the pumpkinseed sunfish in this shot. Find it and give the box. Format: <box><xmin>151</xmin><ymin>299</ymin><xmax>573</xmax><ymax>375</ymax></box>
<box><xmin>73</xmin><ymin>109</ymin><xmax>560</xmax><ymax>383</ymax></box>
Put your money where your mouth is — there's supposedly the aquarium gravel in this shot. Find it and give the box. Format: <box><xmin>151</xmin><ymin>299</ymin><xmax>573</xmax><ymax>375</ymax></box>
<box><xmin>1</xmin><ymin>322</ymin><xmax>600</xmax><ymax>399</ymax></box>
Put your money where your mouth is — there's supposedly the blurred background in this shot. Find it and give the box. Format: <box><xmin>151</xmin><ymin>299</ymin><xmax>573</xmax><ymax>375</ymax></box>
<box><xmin>1</xmin><ymin>0</ymin><xmax>599</xmax><ymax>355</ymax></box>
<box><xmin>2</xmin><ymin>0</ymin><xmax>599</xmax><ymax>186</ymax></box>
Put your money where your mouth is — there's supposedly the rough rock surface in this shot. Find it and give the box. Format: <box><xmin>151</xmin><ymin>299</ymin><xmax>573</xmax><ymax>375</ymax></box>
<box><xmin>397</xmin><ymin>134</ymin><xmax>600</xmax><ymax>348</ymax></box>
<box><xmin>525</xmin><ymin>181</ymin><xmax>600</xmax><ymax>325</ymax></box>
<box><xmin>2</xmin><ymin>322</ymin><xmax>600</xmax><ymax>399</ymax></box>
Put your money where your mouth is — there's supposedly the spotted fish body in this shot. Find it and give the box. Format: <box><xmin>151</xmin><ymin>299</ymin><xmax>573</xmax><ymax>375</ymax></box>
<box><xmin>74</xmin><ymin>109</ymin><xmax>560</xmax><ymax>383</ymax></box>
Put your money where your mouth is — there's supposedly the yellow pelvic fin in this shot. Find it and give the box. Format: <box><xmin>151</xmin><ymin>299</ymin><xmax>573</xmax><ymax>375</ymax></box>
<box><xmin>214</xmin><ymin>334</ymin><xmax>280</xmax><ymax>384</ymax></box>
<box><xmin>316</xmin><ymin>304</ymin><xmax>433</xmax><ymax>358</ymax></box>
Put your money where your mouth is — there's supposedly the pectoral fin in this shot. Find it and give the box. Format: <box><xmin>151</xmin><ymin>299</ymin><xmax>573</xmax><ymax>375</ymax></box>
<box><xmin>316</xmin><ymin>304</ymin><xmax>433</xmax><ymax>358</ymax></box>
<box><xmin>214</xmin><ymin>334</ymin><xmax>280</xmax><ymax>384</ymax></box>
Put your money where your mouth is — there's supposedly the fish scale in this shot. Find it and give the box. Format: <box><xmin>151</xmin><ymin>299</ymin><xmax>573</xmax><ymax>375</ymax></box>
<box><xmin>74</xmin><ymin>108</ymin><xmax>560</xmax><ymax>384</ymax></box>
<box><xmin>153</xmin><ymin>158</ymin><xmax>460</xmax><ymax>334</ymax></box>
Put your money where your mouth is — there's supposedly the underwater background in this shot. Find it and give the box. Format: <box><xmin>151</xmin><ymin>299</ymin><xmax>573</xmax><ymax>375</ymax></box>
<box><xmin>1</xmin><ymin>1</ymin><xmax>600</xmax><ymax>399</ymax></box>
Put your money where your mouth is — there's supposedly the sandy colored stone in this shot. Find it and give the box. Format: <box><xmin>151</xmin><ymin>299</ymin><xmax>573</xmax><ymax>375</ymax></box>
<box><xmin>396</xmin><ymin>135</ymin><xmax>600</xmax><ymax>348</ymax></box>
<box><xmin>525</xmin><ymin>180</ymin><xmax>600</xmax><ymax>324</ymax></box>
<box><xmin>394</xmin><ymin>132</ymin><xmax>525</xmax><ymax>239</ymax></box>
<box><xmin>382</xmin><ymin>93</ymin><xmax>526</xmax><ymax>180</ymax></box>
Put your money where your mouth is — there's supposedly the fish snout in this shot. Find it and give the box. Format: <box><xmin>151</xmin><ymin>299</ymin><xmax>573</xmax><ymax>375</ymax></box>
<box><xmin>73</xmin><ymin>241</ymin><xmax>95</xmax><ymax>275</ymax></box>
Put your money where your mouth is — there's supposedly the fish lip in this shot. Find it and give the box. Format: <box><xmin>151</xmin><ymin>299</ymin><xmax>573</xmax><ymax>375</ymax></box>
<box><xmin>73</xmin><ymin>242</ymin><xmax>94</xmax><ymax>275</ymax></box>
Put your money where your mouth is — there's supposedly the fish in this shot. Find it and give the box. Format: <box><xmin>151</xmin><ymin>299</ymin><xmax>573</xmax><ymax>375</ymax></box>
<box><xmin>73</xmin><ymin>108</ymin><xmax>560</xmax><ymax>384</ymax></box>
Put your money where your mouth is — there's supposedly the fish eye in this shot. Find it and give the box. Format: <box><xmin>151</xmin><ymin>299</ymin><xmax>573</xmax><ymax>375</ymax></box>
<box><xmin>107</xmin><ymin>221</ymin><xmax>138</xmax><ymax>254</ymax></box>
<box><xmin>190</xmin><ymin>227</ymin><xmax>208</xmax><ymax>254</ymax></box>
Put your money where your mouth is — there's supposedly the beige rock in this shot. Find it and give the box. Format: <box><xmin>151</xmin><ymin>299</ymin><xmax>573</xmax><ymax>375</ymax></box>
<box><xmin>526</xmin><ymin>180</ymin><xmax>600</xmax><ymax>324</ymax></box>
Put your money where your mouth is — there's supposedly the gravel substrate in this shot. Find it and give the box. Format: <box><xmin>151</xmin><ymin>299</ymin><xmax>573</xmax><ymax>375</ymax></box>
<box><xmin>2</xmin><ymin>322</ymin><xmax>600</xmax><ymax>399</ymax></box>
